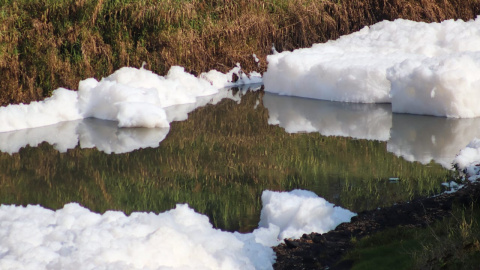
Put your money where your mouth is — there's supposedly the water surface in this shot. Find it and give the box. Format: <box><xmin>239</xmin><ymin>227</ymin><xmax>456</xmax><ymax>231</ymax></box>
<box><xmin>1</xmin><ymin>88</ymin><xmax>467</xmax><ymax>232</ymax></box>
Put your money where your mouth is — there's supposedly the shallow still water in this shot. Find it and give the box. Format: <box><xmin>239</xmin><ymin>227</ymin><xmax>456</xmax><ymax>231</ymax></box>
<box><xmin>1</xmin><ymin>88</ymin><xmax>475</xmax><ymax>232</ymax></box>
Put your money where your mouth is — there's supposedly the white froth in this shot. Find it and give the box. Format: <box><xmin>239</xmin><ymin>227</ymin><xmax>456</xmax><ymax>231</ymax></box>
<box><xmin>389</xmin><ymin>53</ymin><xmax>480</xmax><ymax>118</ymax></box>
<box><xmin>0</xmin><ymin>66</ymin><xmax>262</xmax><ymax>133</ymax></box>
<box><xmin>454</xmin><ymin>138</ymin><xmax>480</xmax><ymax>180</ymax></box>
<box><xmin>0</xmin><ymin>203</ymin><xmax>272</xmax><ymax>270</ymax></box>
<box><xmin>258</xmin><ymin>190</ymin><xmax>356</xmax><ymax>240</ymax></box>
<box><xmin>264</xmin><ymin>18</ymin><xmax>480</xmax><ymax>118</ymax></box>
<box><xmin>0</xmin><ymin>190</ymin><xmax>354</xmax><ymax>269</ymax></box>
<box><xmin>0</xmin><ymin>88</ymin><xmax>250</xmax><ymax>155</ymax></box>
<box><xmin>0</xmin><ymin>89</ymin><xmax>82</xmax><ymax>133</ymax></box>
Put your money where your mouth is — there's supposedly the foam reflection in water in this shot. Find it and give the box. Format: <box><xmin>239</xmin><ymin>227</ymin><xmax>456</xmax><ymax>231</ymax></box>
<box><xmin>0</xmin><ymin>87</ymin><xmax>255</xmax><ymax>155</ymax></box>
<box><xmin>263</xmin><ymin>92</ymin><xmax>392</xmax><ymax>141</ymax></box>
<box><xmin>163</xmin><ymin>84</ymin><xmax>260</xmax><ymax>123</ymax></box>
<box><xmin>387</xmin><ymin>114</ymin><xmax>480</xmax><ymax>169</ymax></box>
<box><xmin>264</xmin><ymin>93</ymin><xmax>480</xmax><ymax>169</ymax></box>
<box><xmin>78</xmin><ymin>119</ymin><xmax>170</xmax><ymax>154</ymax></box>
<box><xmin>0</xmin><ymin>119</ymin><xmax>170</xmax><ymax>155</ymax></box>
<box><xmin>0</xmin><ymin>120</ymin><xmax>81</xmax><ymax>154</ymax></box>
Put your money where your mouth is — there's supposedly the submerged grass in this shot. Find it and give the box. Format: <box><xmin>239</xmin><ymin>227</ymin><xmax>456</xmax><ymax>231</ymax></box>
<box><xmin>1</xmin><ymin>0</ymin><xmax>479</xmax><ymax>105</ymax></box>
<box><xmin>0</xmin><ymin>91</ymin><xmax>451</xmax><ymax>232</ymax></box>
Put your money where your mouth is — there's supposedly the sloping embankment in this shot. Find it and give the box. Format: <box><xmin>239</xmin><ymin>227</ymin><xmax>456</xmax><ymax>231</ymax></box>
<box><xmin>1</xmin><ymin>0</ymin><xmax>479</xmax><ymax>105</ymax></box>
<box><xmin>273</xmin><ymin>180</ymin><xmax>480</xmax><ymax>269</ymax></box>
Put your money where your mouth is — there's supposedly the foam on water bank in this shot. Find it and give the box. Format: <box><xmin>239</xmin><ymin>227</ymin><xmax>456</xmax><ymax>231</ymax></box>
<box><xmin>454</xmin><ymin>139</ymin><xmax>480</xmax><ymax>181</ymax></box>
<box><xmin>0</xmin><ymin>87</ymin><xmax>253</xmax><ymax>154</ymax></box>
<box><xmin>258</xmin><ymin>190</ymin><xmax>356</xmax><ymax>240</ymax></box>
<box><xmin>0</xmin><ymin>190</ymin><xmax>354</xmax><ymax>270</ymax></box>
<box><xmin>0</xmin><ymin>203</ymin><xmax>271</xmax><ymax>270</ymax></box>
<box><xmin>263</xmin><ymin>18</ymin><xmax>480</xmax><ymax>118</ymax></box>
<box><xmin>0</xmin><ymin>89</ymin><xmax>82</xmax><ymax>133</ymax></box>
<box><xmin>0</xmin><ymin>65</ymin><xmax>262</xmax><ymax>133</ymax></box>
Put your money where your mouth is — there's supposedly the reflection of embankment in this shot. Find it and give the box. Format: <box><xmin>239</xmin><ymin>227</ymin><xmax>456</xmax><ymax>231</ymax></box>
<box><xmin>264</xmin><ymin>93</ymin><xmax>480</xmax><ymax>169</ymax></box>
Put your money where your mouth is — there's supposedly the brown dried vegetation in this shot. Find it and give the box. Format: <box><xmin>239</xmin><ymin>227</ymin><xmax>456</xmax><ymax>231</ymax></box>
<box><xmin>1</xmin><ymin>0</ymin><xmax>479</xmax><ymax>105</ymax></box>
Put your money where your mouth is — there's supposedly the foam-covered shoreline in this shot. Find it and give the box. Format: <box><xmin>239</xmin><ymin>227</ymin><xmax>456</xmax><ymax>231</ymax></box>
<box><xmin>0</xmin><ymin>65</ymin><xmax>262</xmax><ymax>133</ymax></box>
<box><xmin>264</xmin><ymin>18</ymin><xmax>480</xmax><ymax>118</ymax></box>
<box><xmin>0</xmin><ymin>190</ymin><xmax>355</xmax><ymax>270</ymax></box>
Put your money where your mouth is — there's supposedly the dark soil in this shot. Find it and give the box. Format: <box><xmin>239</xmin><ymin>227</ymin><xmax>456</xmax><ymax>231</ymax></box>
<box><xmin>273</xmin><ymin>181</ymin><xmax>480</xmax><ymax>270</ymax></box>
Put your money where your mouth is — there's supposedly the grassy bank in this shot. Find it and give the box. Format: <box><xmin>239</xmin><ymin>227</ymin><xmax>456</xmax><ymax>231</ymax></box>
<box><xmin>344</xmin><ymin>202</ymin><xmax>480</xmax><ymax>270</ymax></box>
<box><xmin>1</xmin><ymin>0</ymin><xmax>479</xmax><ymax>105</ymax></box>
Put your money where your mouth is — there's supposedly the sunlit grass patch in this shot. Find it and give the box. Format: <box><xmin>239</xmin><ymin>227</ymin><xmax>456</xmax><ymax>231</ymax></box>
<box><xmin>341</xmin><ymin>202</ymin><xmax>480</xmax><ymax>270</ymax></box>
<box><xmin>413</xmin><ymin>203</ymin><xmax>480</xmax><ymax>270</ymax></box>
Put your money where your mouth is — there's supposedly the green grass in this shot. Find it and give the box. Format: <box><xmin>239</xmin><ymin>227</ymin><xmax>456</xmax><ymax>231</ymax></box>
<box><xmin>346</xmin><ymin>227</ymin><xmax>421</xmax><ymax>270</ymax></box>
<box><xmin>342</xmin><ymin>203</ymin><xmax>480</xmax><ymax>270</ymax></box>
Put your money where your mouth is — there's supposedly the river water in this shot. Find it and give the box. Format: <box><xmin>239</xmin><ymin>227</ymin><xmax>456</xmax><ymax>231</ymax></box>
<box><xmin>1</xmin><ymin>87</ymin><xmax>474</xmax><ymax>232</ymax></box>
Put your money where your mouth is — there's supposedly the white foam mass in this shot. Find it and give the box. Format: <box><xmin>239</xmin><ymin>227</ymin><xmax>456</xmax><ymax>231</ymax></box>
<box><xmin>0</xmin><ymin>190</ymin><xmax>354</xmax><ymax>270</ymax></box>
<box><xmin>454</xmin><ymin>138</ymin><xmax>480</xmax><ymax>180</ymax></box>
<box><xmin>0</xmin><ymin>66</ymin><xmax>262</xmax><ymax>133</ymax></box>
<box><xmin>78</xmin><ymin>66</ymin><xmax>218</xmax><ymax>128</ymax></box>
<box><xmin>388</xmin><ymin>52</ymin><xmax>480</xmax><ymax>118</ymax></box>
<box><xmin>0</xmin><ymin>203</ymin><xmax>273</xmax><ymax>270</ymax></box>
<box><xmin>0</xmin><ymin>89</ymin><xmax>82</xmax><ymax>133</ymax></box>
<box><xmin>264</xmin><ymin>18</ymin><xmax>480</xmax><ymax>118</ymax></box>
<box><xmin>0</xmin><ymin>87</ymin><xmax>251</xmax><ymax>155</ymax></box>
<box><xmin>258</xmin><ymin>190</ymin><xmax>356</xmax><ymax>240</ymax></box>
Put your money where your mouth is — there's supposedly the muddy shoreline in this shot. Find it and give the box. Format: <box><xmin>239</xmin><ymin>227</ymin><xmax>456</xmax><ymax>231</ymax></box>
<box><xmin>273</xmin><ymin>180</ymin><xmax>480</xmax><ymax>269</ymax></box>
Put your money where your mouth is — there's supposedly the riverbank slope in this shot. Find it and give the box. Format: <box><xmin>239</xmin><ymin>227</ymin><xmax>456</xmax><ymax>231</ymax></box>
<box><xmin>1</xmin><ymin>0</ymin><xmax>479</xmax><ymax>105</ymax></box>
<box><xmin>274</xmin><ymin>180</ymin><xmax>480</xmax><ymax>269</ymax></box>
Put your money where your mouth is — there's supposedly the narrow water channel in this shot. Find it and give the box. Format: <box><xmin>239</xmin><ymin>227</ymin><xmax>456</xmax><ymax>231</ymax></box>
<box><xmin>0</xmin><ymin>88</ymin><xmax>462</xmax><ymax>232</ymax></box>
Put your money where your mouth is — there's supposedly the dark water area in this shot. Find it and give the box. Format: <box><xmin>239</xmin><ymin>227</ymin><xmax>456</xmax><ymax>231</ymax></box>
<box><xmin>1</xmin><ymin>87</ymin><xmax>472</xmax><ymax>232</ymax></box>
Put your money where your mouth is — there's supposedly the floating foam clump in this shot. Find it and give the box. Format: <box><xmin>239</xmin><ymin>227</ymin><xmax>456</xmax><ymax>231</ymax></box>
<box><xmin>258</xmin><ymin>190</ymin><xmax>356</xmax><ymax>240</ymax></box>
<box><xmin>78</xmin><ymin>66</ymin><xmax>219</xmax><ymax>128</ymax></box>
<box><xmin>0</xmin><ymin>87</ymin><xmax>255</xmax><ymax>155</ymax></box>
<box><xmin>264</xmin><ymin>18</ymin><xmax>480</xmax><ymax>118</ymax></box>
<box><xmin>0</xmin><ymin>65</ymin><xmax>262</xmax><ymax>133</ymax></box>
<box><xmin>454</xmin><ymin>138</ymin><xmax>480</xmax><ymax>180</ymax></box>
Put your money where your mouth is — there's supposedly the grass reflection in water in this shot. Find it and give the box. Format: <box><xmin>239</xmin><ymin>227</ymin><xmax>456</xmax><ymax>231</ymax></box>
<box><xmin>0</xmin><ymin>90</ymin><xmax>451</xmax><ymax>232</ymax></box>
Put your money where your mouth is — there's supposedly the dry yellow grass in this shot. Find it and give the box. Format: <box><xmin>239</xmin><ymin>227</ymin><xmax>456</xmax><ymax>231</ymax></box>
<box><xmin>1</xmin><ymin>0</ymin><xmax>479</xmax><ymax>105</ymax></box>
